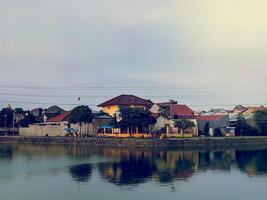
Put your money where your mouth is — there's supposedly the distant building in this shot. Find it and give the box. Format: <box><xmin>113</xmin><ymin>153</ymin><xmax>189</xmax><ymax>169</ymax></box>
<box><xmin>20</xmin><ymin>111</ymin><xmax>71</xmax><ymax>137</ymax></box>
<box><xmin>229</xmin><ymin>105</ymin><xmax>267</xmax><ymax>127</ymax></box>
<box><xmin>20</xmin><ymin>111</ymin><xmax>113</xmax><ymax>137</ymax></box>
<box><xmin>98</xmin><ymin>94</ymin><xmax>152</xmax><ymax>116</ymax></box>
<box><xmin>30</xmin><ymin>108</ymin><xmax>44</xmax><ymax>122</ymax></box>
<box><xmin>150</xmin><ymin>101</ymin><xmax>198</xmax><ymax>137</ymax></box>
<box><xmin>43</xmin><ymin>105</ymin><xmax>65</xmax><ymax>122</ymax></box>
<box><xmin>149</xmin><ymin>113</ymin><xmax>172</xmax><ymax>134</ymax></box>
<box><xmin>198</xmin><ymin>115</ymin><xmax>229</xmax><ymax>136</ymax></box>
<box><xmin>200</xmin><ymin>108</ymin><xmax>229</xmax><ymax>116</ymax></box>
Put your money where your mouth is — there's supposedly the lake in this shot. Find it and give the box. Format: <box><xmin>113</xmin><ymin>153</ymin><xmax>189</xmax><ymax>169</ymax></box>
<box><xmin>0</xmin><ymin>144</ymin><xmax>267</xmax><ymax>200</ymax></box>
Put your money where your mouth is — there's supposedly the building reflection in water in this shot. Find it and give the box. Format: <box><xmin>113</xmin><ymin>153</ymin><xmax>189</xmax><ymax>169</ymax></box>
<box><xmin>1</xmin><ymin>144</ymin><xmax>267</xmax><ymax>187</ymax></box>
<box><xmin>97</xmin><ymin>149</ymin><xmax>199</xmax><ymax>186</ymax></box>
<box><xmin>236</xmin><ymin>150</ymin><xmax>267</xmax><ymax>176</ymax></box>
<box><xmin>69</xmin><ymin>164</ymin><xmax>92</xmax><ymax>183</ymax></box>
<box><xmin>0</xmin><ymin>145</ymin><xmax>13</xmax><ymax>161</ymax></box>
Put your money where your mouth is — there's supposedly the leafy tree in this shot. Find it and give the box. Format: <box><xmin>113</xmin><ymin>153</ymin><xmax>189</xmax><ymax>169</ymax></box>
<box><xmin>112</xmin><ymin>108</ymin><xmax>152</xmax><ymax>134</ymax></box>
<box><xmin>16</xmin><ymin>113</ymin><xmax>36</xmax><ymax>127</ymax></box>
<box><xmin>68</xmin><ymin>106</ymin><xmax>93</xmax><ymax>135</ymax></box>
<box><xmin>175</xmin><ymin>119</ymin><xmax>196</xmax><ymax>136</ymax></box>
<box><xmin>234</xmin><ymin>116</ymin><xmax>248</xmax><ymax>136</ymax></box>
<box><xmin>69</xmin><ymin>164</ymin><xmax>92</xmax><ymax>183</ymax></box>
<box><xmin>0</xmin><ymin>108</ymin><xmax>14</xmax><ymax>127</ymax></box>
<box><xmin>204</xmin><ymin>122</ymin><xmax>210</xmax><ymax>136</ymax></box>
<box><xmin>14</xmin><ymin>108</ymin><xmax>24</xmax><ymax>114</ymax></box>
<box><xmin>254</xmin><ymin>110</ymin><xmax>267</xmax><ymax>135</ymax></box>
<box><xmin>68</xmin><ymin>106</ymin><xmax>93</xmax><ymax>124</ymax></box>
<box><xmin>235</xmin><ymin>116</ymin><xmax>260</xmax><ymax>136</ymax></box>
<box><xmin>214</xmin><ymin>128</ymin><xmax>223</xmax><ymax>137</ymax></box>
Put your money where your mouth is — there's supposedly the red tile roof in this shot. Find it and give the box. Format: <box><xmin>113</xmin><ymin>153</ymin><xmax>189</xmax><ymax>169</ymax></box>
<box><xmin>46</xmin><ymin>111</ymin><xmax>71</xmax><ymax>122</ymax></box>
<box><xmin>197</xmin><ymin>115</ymin><xmax>226</xmax><ymax>121</ymax></box>
<box><xmin>169</xmin><ymin>105</ymin><xmax>195</xmax><ymax>116</ymax></box>
<box><xmin>98</xmin><ymin>94</ymin><xmax>152</xmax><ymax>107</ymax></box>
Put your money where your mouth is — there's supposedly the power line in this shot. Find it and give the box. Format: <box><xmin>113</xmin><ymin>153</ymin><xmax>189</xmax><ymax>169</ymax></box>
<box><xmin>0</xmin><ymin>100</ymin><xmax>92</xmax><ymax>107</ymax></box>
<box><xmin>0</xmin><ymin>84</ymin><xmax>266</xmax><ymax>91</ymax></box>
<box><xmin>0</xmin><ymin>100</ymin><xmax>265</xmax><ymax>108</ymax></box>
<box><xmin>1</xmin><ymin>92</ymin><xmax>266</xmax><ymax>99</ymax></box>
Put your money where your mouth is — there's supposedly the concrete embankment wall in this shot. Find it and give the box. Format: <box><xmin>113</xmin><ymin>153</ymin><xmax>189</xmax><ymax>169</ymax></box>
<box><xmin>1</xmin><ymin>136</ymin><xmax>267</xmax><ymax>149</ymax></box>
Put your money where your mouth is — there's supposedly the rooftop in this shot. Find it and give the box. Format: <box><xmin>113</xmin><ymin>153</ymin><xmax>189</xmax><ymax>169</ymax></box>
<box><xmin>197</xmin><ymin>115</ymin><xmax>226</xmax><ymax>121</ymax></box>
<box><xmin>98</xmin><ymin>94</ymin><xmax>152</xmax><ymax>107</ymax></box>
<box><xmin>169</xmin><ymin>104</ymin><xmax>195</xmax><ymax>117</ymax></box>
<box><xmin>46</xmin><ymin>111</ymin><xmax>71</xmax><ymax>122</ymax></box>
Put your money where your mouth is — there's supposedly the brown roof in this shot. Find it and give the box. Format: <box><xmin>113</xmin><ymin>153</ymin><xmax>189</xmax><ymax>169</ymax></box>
<box><xmin>98</xmin><ymin>94</ymin><xmax>152</xmax><ymax>107</ymax></box>
<box><xmin>46</xmin><ymin>111</ymin><xmax>71</xmax><ymax>122</ymax></box>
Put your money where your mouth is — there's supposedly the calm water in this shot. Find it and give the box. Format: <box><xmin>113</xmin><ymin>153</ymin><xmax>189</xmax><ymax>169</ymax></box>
<box><xmin>1</xmin><ymin>144</ymin><xmax>267</xmax><ymax>200</ymax></box>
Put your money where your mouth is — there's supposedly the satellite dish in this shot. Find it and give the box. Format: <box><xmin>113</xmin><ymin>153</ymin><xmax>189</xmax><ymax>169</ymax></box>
<box><xmin>116</xmin><ymin>111</ymin><xmax>122</xmax><ymax>122</ymax></box>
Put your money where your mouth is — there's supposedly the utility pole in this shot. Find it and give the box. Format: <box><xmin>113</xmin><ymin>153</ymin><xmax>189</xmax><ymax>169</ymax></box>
<box><xmin>13</xmin><ymin>111</ymin><xmax>15</xmax><ymax>136</ymax></box>
<box><xmin>4</xmin><ymin>113</ymin><xmax>7</xmax><ymax>136</ymax></box>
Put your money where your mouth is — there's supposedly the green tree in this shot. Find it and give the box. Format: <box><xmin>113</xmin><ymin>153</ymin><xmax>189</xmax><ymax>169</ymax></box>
<box><xmin>235</xmin><ymin>116</ymin><xmax>260</xmax><ymax>136</ymax></box>
<box><xmin>254</xmin><ymin>110</ymin><xmax>267</xmax><ymax>135</ymax></box>
<box><xmin>214</xmin><ymin>128</ymin><xmax>223</xmax><ymax>137</ymax></box>
<box><xmin>16</xmin><ymin>113</ymin><xmax>36</xmax><ymax>127</ymax></box>
<box><xmin>0</xmin><ymin>108</ymin><xmax>14</xmax><ymax>127</ymax></box>
<box><xmin>112</xmin><ymin>108</ymin><xmax>152</xmax><ymax>134</ymax></box>
<box><xmin>204</xmin><ymin>122</ymin><xmax>210</xmax><ymax>136</ymax></box>
<box><xmin>175</xmin><ymin>119</ymin><xmax>196</xmax><ymax>136</ymax></box>
<box><xmin>14</xmin><ymin>108</ymin><xmax>24</xmax><ymax>114</ymax></box>
<box><xmin>68</xmin><ymin>106</ymin><xmax>93</xmax><ymax>136</ymax></box>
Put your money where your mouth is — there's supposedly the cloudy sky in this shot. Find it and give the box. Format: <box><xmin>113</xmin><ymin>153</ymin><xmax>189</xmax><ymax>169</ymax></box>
<box><xmin>0</xmin><ymin>0</ymin><xmax>266</xmax><ymax>110</ymax></box>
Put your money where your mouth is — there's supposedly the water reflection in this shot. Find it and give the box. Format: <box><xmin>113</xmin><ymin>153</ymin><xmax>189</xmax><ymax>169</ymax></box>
<box><xmin>98</xmin><ymin>154</ymin><xmax>156</xmax><ymax>185</ymax></box>
<box><xmin>97</xmin><ymin>150</ymin><xmax>198</xmax><ymax>186</ymax></box>
<box><xmin>1</xmin><ymin>144</ymin><xmax>267</xmax><ymax>187</ymax></box>
<box><xmin>236</xmin><ymin>150</ymin><xmax>267</xmax><ymax>176</ymax></box>
<box><xmin>0</xmin><ymin>145</ymin><xmax>13</xmax><ymax>161</ymax></box>
<box><xmin>69</xmin><ymin>164</ymin><xmax>92</xmax><ymax>183</ymax></box>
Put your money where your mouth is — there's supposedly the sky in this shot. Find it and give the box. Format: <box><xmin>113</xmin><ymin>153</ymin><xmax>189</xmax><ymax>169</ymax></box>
<box><xmin>0</xmin><ymin>0</ymin><xmax>267</xmax><ymax>111</ymax></box>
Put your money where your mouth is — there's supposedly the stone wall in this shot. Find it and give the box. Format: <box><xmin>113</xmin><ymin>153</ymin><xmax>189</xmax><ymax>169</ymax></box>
<box><xmin>1</xmin><ymin>136</ymin><xmax>267</xmax><ymax>149</ymax></box>
<box><xmin>19</xmin><ymin>118</ymin><xmax>112</xmax><ymax>137</ymax></box>
<box><xmin>19</xmin><ymin>123</ymin><xmax>67</xmax><ymax>137</ymax></box>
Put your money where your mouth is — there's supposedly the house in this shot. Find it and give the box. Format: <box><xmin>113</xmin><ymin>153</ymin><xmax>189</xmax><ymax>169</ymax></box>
<box><xmin>229</xmin><ymin>105</ymin><xmax>267</xmax><ymax>127</ymax></box>
<box><xmin>198</xmin><ymin>115</ymin><xmax>230</xmax><ymax>136</ymax></box>
<box><xmin>200</xmin><ymin>109</ymin><xmax>229</xmax><ymax>116</ymax></box>
<box><xmin>98</xmin><ymin>112</ymin><xmax>154</xmax><ymax>138</ymax></box>
<box><xmin>150</xmin><ymin>100</ymin><xmax>177</xmax><ymax>114</ymax></box>
<box><xmin>149</xmin><ymin>113</ymin><xmax>172</xmax><ymax>134</ymax></box>
<box><xmin>46</xmin><ymin>111</ymin><xmax>71</xmax><ymax>123</ymax></box>
<box><xmin>19</xmin><ymin>111</ymin><xmax>113</xmax><ymax>137</ymax></box>
<box><xmin>43</xmin><ymin>105</ymin><xmax>65</xmax><ymax>122</ymax></box>
<box><xmin>150</xmin><ymin>101</ymin><xmax>198</xmax><ymax>137</ymax></box>
<box><xmin>30</xmin><ymin>108</ymin><xmax>44</xmax><ymax>122</ymax></box>
<box><xmin>31</xmin><ymin>108</ymin><xmax>43</xmax><ymax>117</ymax></box>
<box><xmin>98</xmin><ymin>94</ymin><xmax>153</xmax><ymax>116</ymax></box>
<box><xmin>20</xmin><ymin>111</ymin><xmax>71</xmax><ymax>137</ymax></box>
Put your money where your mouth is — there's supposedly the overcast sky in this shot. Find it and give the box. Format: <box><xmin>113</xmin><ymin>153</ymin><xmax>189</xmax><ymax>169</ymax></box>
<box><xmin>0</xmin><ymin>0</ymin><xmax>267</xmax><ymax>111</ymax></box>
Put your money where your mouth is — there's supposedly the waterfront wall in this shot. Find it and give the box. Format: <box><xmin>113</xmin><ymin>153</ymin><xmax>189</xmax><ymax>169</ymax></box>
<box><xmin>1</xmin><ymin>136</ymin><xmax>267</xmax><ymax>149</ymax></box>
<box><xmin>20</xmin><ymin>124</ymin><xmax>67</xmax><ymax>137</ymax></box>
<box><xmin>19</xmin><ymin>118</ymin><xmax>112</xmax><ymax>137</ymax></box>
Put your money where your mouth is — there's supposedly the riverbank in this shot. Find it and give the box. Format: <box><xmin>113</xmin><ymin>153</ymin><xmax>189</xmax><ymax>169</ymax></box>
<box><xmin>1</xmin><ymin>136</ymin><xmax>267</xmax><ymax>149</ymax></box>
